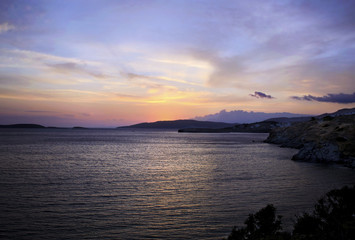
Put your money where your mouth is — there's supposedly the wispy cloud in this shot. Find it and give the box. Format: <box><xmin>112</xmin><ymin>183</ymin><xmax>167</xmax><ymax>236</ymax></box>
<box><xmin>0</xmin><ymin>22</ymin><xmax>15</xmax><ymax>34</ymax></box>
<box><xmin>0</xmin><ymin>0</ymin><xmax>354</xmax><ymax>126</ymax></box>
<box><xmin>0</xmin><ymin>86</ymin><xmax>108</xmax><ymax>102</ymax></box>
<box><xmin>196</xmin><ymin>93</ymin><xmax>250</xmax><ymax>104</ymax></box>
<box><xmin>291</xmin><ymin>92</ymin><xmax>355</xmax><ymax>104</ymax></box>
<box><xmin>24</xmin><ymin>110</ymin><xmax>58</xmax><ymax>113</ymax></box>
<box><xmin>1</xmin><ymin>49</ymin><xmax>88</xmax><ymax>64</ymax></box>
<box><xmin>121</xmin><ymin>71</ymin><xmax>203</xmax><ymax>86</ymax></box>
<box><xmin>114</xmin><ymin>93</ymin><xmax>145</xmax><ymax>102</ymax></box>
<box><xmin>0</xmin><ymin>87</ymin><xmax>53</xmax><ymax>100</ymax></box>
<box><xmin>185</xmin><ymin>0</ymin><xmax>355</xmax><ymax>94</ymax></box>
<box><xmin>47</xmin><ymin>62</ymin><xmax>109</xmax><ymax>79</ymax></box>
<box><xmin>250</xmin><ymin>91</ymin><xmax>275</xmax><ymax>99</ymax></box>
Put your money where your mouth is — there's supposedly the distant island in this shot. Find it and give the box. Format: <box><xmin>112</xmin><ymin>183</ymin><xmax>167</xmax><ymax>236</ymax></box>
<box><xmin>2</xmin><ymin>108</ymin><xmax>355</xmax><ymax>168</ymax></box>
<box><xmin>118</xmin><ymin>117</ymin><xmax>313</xmax><ymax>132</ymax></box>
<box><xmin>118</xmin><ymin>119</ymin><xmax>235</xmax><ymax>130</ymax></box>
<box><xmin>72</xmin><ymin>126</ymin><xmax>88</xmax><ymax>129</ymax></box>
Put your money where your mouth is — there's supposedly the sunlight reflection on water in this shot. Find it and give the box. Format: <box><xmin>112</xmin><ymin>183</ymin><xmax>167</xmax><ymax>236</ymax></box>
<box><xmin>0</xmin><ymin>129</ymin><xmax>354</xmax><ymax>239</ymax></box>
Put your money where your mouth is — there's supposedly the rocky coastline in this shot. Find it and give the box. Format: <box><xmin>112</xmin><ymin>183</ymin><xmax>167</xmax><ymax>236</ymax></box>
<box><xmin>264</xmin><ymin>114</ymin><xmax>355</xmax><ymax>168</ymax></box>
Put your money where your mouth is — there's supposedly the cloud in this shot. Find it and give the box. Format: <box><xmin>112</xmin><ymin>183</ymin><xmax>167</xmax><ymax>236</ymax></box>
<box><xmin>47</xmin><ymin>62</ymin><xmax>109</xmax><ymax>79</ymax></box>
<box><xmin>114</xmin><ymin>93</ymin><xmax>145</xmax><ymax>102</ymax></box>
<box><xmin>197</xmin><ymin>93</ymin><xmax>250</xmax><ymax>104</ymax></box>
<box><xmin>250</xmin><ymin>91</ymin><xmax>274</xmax><ymax>99</ymax></box>
<box><xmin>188</xmin><ymin>49</ymin><xmax>250</xmax><ymax>88</ymax></box>
<box><xmin>1</xmin><ymin>0</ymin><xmax>354</xmax><ymax>126</ymax></box>
<box><xmin>291</xmin><ymin>92</ymin><xmax>355</xmax><ymax>104</ymax></box>
<box><xmin>0</xmin><ymin>87</ymin><xmax>54</xmax><ymax>100</ymax></box>
<box><xmin>0</xmin><ymin>22</ymin><xmax>15</xmax><ymax>33</ymax></box>
<box><xmin>195</xmin><ymin>109</ymin><xmax>309</xmax><ymax>123</ymax></box>
<box><xmin>184</xmin><ymin>0</ymin><xmax>355</xmax><ymax>93</ymax></box>
<box><xmin>24</xmin><ymin>110</ymin><xmax>58</xmax><ymax>113</ymax></box>
<box><xmin>208</xmin><ymin>56</ymin><xmax>247</xmax><ymax>87</ymax></box>
<box><xmin>121</xmin><ymin>71</ymin><xmax>202</xmax><ymax>86</ymax></box>
<box><xmin>0</xmin><ymin>86</ymin><xmax>107</xmax><ymax>102</ymax></box>
<box><xmin>2</xmin><ymin>48</ymin><xmax>86</xmax><ymax>64</ymax></box>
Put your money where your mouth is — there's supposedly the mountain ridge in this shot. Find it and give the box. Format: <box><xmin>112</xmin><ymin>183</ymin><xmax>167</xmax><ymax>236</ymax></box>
<box><xmin>118</xmin><ymin>119</ymin><xmax>235</xmax><ymax>129</ymax></box>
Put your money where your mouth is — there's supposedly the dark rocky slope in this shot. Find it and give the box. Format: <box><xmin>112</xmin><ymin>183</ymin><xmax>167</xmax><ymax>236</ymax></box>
<box><xmin>265</xmin><ymin>114</ymin><xmax>355</xmax><ymax>167</ymax></box>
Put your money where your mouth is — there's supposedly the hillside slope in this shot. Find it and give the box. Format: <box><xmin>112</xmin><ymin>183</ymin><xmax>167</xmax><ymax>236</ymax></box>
<box><xmin>265</xmin><ymin>114</ymin><xmax>355</xmax><ymax>167</ymax></box>
<box><xmin>119</xmin><ymin>120</ymin><xmax>234</xmax><ymax>129</ymax></box>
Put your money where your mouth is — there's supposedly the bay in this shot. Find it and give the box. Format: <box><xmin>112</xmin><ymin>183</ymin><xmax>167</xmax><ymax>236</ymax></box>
<box><xmin>0</xmin><ymin>129</ymin><xmax>354</xmax><ymax>239</ymax></box>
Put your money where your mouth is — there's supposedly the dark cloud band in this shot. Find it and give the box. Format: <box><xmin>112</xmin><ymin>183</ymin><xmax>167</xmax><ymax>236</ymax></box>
<box><xmin>291</xmin><ymin>92</ymin><xmax>355</xmax><ymax>104</ymax></box>
<box><xmin>250</xmin><ymin>91</ymin><xmax>274</xmax><ymax>99</ymax></box>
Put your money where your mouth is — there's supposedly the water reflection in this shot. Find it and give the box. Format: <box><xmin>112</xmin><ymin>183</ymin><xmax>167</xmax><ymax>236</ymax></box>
<box><xmin>0</xmin><ymin>129</ymin><xmax>354</xmax><ymax>239</ymax></box>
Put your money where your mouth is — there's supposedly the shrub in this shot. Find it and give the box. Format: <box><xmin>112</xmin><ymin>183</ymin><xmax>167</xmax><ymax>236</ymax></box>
<box><xmin>227</xmin><ymin>204</ymin><xmax>286</xmax><ymax>240</ymax></box>
<box><xmin>323</xmin><ymin>116</ymin><xmax>334</xmax><ymax>121</ymax></box>
<box><xmin>293</xmin><ymin>185</ymin><xmax>355</xmax><ymax>240</ymax></box>
<box><xmin>225</xmin><ymin>186</ymin><xmax>355</xmax><ymax>240</ymax></box>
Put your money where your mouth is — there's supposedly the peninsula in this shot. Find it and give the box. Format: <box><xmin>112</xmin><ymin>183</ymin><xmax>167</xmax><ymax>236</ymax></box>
<box><xmin>265</xmin><ymin>113</ymin><xmax>355</xmax><ymax>167</ymax></box>
<box><xmin>178</xmin><ymin>107</ymin><xmax>355</xmax><ymax>167</ymax></box>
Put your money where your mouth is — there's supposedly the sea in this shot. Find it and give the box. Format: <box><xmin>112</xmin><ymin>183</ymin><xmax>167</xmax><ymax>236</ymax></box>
<box><xmin>0</xmin><ymin>128</ymin><xmax>354</xmax><ymax>239</ymax></box>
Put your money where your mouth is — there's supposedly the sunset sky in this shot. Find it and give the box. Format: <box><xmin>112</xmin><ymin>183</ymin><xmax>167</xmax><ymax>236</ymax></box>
<box><xmin>1</xmin><ymin>0</ymin><xmax>355</xmax><ymax>127</ymax></box>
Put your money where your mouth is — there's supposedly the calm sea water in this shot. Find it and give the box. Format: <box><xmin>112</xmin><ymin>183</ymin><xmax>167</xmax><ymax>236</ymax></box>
<box><xmin>0</xmin><ymin>129</ymin><xmax>354</xmax><ymax>239</ymax></box>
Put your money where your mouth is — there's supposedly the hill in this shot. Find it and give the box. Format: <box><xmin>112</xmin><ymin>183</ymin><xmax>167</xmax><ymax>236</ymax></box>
<box><xmin>118</xmin><ymin>119</ymin><xmax>235</xmax><ymax>129</ymax></box>
<box><xmin>265</xmin><ymin>114</ymin><xmax>355</xmax><ymax>167</ymax></box>
<box><xmin>265</xmin><ymin>107</ymin><xmax>355</xmax><ymax>124</ymax></box>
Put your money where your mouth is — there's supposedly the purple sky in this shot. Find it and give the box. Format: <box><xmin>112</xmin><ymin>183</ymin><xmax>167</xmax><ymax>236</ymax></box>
<box><xmin>0</xmin><ymin>0</ymin><xmax>355</xmax><ymax>127</ymax></box>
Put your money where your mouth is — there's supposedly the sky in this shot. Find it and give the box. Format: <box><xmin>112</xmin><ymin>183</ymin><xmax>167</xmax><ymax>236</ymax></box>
<box><xmin>0</xmin><ymin>0</ymin><xmax>355</xmax><ymax>127</ymax></box>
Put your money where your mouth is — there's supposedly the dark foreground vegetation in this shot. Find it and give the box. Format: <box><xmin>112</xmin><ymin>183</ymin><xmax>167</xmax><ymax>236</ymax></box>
<box><xmin>225</xmin><ymin>185</ymin><xmax>355</xmax><ymax>240</ymax></box>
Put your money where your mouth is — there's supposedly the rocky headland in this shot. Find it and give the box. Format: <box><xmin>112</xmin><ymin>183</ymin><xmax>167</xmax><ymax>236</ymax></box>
<box><xmin>265</xmin><ymin>114</ymin><xmax>355</xmax><ymax>167</ymax></box>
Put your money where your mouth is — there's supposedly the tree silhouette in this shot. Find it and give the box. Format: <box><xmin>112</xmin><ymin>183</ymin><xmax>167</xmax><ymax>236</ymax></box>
<box><xmin>225</xmin><ymin>185</ymin><xmax>355</xmax><ymax>240</ymax></box>
<box><xmin>293</xmin><ymin>185</ymin><xmax>355</xmax><ymax>240</ymax></box>
<box><xmin>227</xmin><ymin>204</ymin><xmax>285</xmax><ymax>240</ymax></box>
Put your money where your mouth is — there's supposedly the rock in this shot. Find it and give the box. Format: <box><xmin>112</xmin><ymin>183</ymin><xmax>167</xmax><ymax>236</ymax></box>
<box><xmin>291</xmin><ymin>142</ymin><xmax>342</xmax><ymax>163</ymax></box>
<box><xmin>265</xmin><ymin>114</ymin><xmax>355</xmax><ymax>167</ymax></box>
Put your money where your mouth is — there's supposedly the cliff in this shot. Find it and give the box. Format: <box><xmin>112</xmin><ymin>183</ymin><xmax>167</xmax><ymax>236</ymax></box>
<box><xmin>265</xmin><ymin>114</ymin><xmax>355</xmax><ymax>167</ymax></box>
